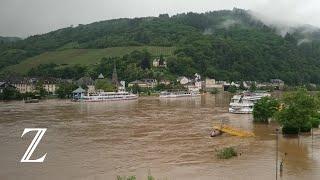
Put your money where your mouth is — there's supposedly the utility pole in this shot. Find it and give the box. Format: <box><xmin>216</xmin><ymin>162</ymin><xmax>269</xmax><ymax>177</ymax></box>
<box><xmin>276</xmin><ymin>128</ymin><xmax>279</xmax><ymax>180</ymax></box>
<box><xmin>312</xmin><ymin>128</ymin><xmax>314</xmax><ymax>157</ymax></box>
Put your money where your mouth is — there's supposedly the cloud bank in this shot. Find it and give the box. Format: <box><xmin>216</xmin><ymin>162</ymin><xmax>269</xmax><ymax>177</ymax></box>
<box><xmin>1</xmin><ymin>0</ymin><xmax>320</xmax><ymax>37</ymax></box>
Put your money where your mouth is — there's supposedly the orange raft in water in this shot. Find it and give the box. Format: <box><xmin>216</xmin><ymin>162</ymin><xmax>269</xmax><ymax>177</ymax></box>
<box><xmin>212</xmin><ymin>124</ymin><xmax>255</xmax><ymax>137</ymax></box>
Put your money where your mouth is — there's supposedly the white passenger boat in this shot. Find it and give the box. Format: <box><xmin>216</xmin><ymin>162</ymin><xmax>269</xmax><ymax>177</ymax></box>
<box><xmin>229</xmin><ymin>92</ymin><xmax>270</xmax><ymax>114</ymax></box>
<box><xmin>159</xmin><ymin>90</ymin><xmax>200</xmax><ymax>98</ymax></box>
<box><xmin>229</xmin><ymin>101</ymin><xmax>254</xmax><ymax>114</ymax></box>
<box><xmin>79</xmin><ymin>91</ymin><xmax>138</xmax><ymax>102</ymax></box>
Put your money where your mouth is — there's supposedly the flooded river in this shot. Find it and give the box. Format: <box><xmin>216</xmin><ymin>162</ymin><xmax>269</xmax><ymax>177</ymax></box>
<box><xmin>1</xmin><ymin>93</ymin><xmax>320</xmax><ymax>180</ymax></box>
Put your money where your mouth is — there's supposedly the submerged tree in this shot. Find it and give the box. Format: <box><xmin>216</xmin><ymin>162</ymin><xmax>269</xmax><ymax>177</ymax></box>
<box><xmin>253</xmin><ymin>96</ymin><xmax>279</xmax><ymax>123</ymax></box>
<box><xmin>275</xmin><ymin>88</ymin><xmax>319</xmax><ymax>134</ymax></box>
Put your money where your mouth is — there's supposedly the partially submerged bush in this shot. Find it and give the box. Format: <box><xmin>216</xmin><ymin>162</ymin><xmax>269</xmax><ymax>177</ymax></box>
<box><xmin>116</xmin><ymin>173</ymin><xmax>155</xmax><ymax>180</ymax></box>
<box><xmin>253</xmin><ymin>96</ymin><xmax>279</xmax><ymax>123</ymax></box>
<box><xmin>147</xmin><ymin>175</ymin><xmax>155</xmax><ymax>180</ymax></box>
<box><xmin>276</xmin><ymin>89</ymin><xmax>318</xmax><ymax>134</ymax></box>
<box><xmin>300</xmin><ymin>122</ymin><xmax>312</xmax><ymax>133</ymax></box>
<box><xmin>117</xmin><ymin>176</ymin><xmax>136</xmax><ymax>180</ymax></box>
<box><xmin>282</xmin><ymin>118</ymin><xmax>314</xmax><ymax>134</ymax></box>
<box><xmin>311</xmin><ymin>117</ymin><xmax>320</xmax><ymax>128</ymax></box>
<box><xmin>282</xmin><ymin>126</ymin><xmax>299</xmax><ymax>135</ymax></box>
<box><xmin>210</xmin><ymin>88</ymin><xmax>219</xmax><ymax>94</ymax></box>
<box><xmin>216</xmin><ymin>147</ymin><xmax>237</xmax><ymax>159</ymax></box>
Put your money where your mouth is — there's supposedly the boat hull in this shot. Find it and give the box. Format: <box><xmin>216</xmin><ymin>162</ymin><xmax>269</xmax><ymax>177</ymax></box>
<box><xmin>159</xmin><ymin>94</ymin><xmax>200</xmax><ymax>98</ymax></box>
<box><xmin>159</xmin><ymin>91</ymin><xmax>201</xmax><ymax>98</ymax></box>
<box><xmin>80</xmin><ymin>96</ymin><xmax>138</xmax><ymax>102</ymax></box>
<box><xmin>24</xmin><ymin>99</ymin><xmax>39</xmax><ymax>103</ymax></box>
<box><xmin>229</xmin><ymin>108</ymin><xmax>253</xmax><ymax>114</ymax></box>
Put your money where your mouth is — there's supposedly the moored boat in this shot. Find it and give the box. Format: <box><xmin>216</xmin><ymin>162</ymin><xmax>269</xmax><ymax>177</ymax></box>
<box><xmin>229</xmin><ymin>91</ymin><xmax>270</xmax><ymax>114</ymax></box>
<box><xmin>24</xmin><ymin>98</ymin><xmax>39</xmax><ymax>103</ymax></box>
<box><xmin>159</xmin><ymin>90</ymin><xmax>200</xmax><ymax>98</ymax></box>
<box><xmin>76</xmin><ymin>91</ymin><xmax>138</xmax><ymax>102</ymax></box>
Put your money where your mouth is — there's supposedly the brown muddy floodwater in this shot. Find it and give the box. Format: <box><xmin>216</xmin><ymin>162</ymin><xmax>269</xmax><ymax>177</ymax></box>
<box><xmin>0</xmin><ymin>93</ymin><xmax>320</xmax><ymax>180</ymax></box>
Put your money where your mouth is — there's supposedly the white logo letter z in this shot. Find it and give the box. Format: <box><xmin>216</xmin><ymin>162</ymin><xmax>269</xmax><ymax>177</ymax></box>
<box><xmin>20</xmin><ymin>128</ymin><xmax>47</xmax><ymax>163</ymax></box>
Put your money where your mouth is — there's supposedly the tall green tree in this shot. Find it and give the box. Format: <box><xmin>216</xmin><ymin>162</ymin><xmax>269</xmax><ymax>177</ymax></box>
<box><xmin>0</xmin><ymin>86</ymin><xmax>20</xmax><ymax>100</ymax></box>
<box><xmin>140</xmin><ymin>50</ymin><xmax>151</xmax><ymax>70</ymax></box>
<box><xmin>253</xmin><ymin>96</ymin><xmax>279</xmax><ymax>123</ymax></box>
<box><xmin>95</xmin><ymin>79</ymin><xmax>116</xmax><ymax>92</ymax></box>
<box><xmin>275</xmin><ymin>89</ymin><xmax>319</xmax><ymax>134</ymax></box>
<box><xmin>35</xmin><ymin>81</ymin><xmax>47</xmax><ymax>97</ymax></box>
<box><xmin>56</xmin><ymin>83</ymin><xmax>77</xmax><ymax>99</ymax></box>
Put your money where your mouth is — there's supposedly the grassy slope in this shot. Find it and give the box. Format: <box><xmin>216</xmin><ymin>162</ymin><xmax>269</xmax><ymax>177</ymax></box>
<box><xmin>4</xmin><ymin>46</ymin><xmax>175</xmax><ymax>74</ymax></box>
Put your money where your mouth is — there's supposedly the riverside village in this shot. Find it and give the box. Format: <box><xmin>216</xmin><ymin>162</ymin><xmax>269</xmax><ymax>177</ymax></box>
<box><xmin>0</xmin><ymin>57</ymin><xmax>286</xmax><ymax>101</ymax></box>
<box><xmin>2</xmin><ymin>57</ymin><xmax>319</xmax><ymax>179</ymax></box>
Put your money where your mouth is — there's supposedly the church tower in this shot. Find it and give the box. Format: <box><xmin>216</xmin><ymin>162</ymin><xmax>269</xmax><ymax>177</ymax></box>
<box><xmin>112</xmin><ymin>63</ymin><xmax>120</xmax><ymax>87</ymax></box>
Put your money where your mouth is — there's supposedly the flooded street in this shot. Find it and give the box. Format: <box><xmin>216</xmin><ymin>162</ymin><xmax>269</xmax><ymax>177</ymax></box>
<box><xmin>1</xmin><ymin>93</ymin><xmax>320</xmax><ymax>180</ymax></box>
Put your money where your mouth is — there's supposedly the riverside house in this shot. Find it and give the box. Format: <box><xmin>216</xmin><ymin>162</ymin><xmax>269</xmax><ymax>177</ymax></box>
<box><xmin>152</xmin><ymin>58</ymin><xmax>167</xmax><ymax>68</ymax></box>
<box><xmin>159</xmin><ymin>79</ymin><xmax>171</xmax><ymax>85</ymax></box>
<box><xmin>203</xmin><ymin>78</ymin><xmax>224</xmax><ymax>92</ymax></box>
<box><xmin>184</xmin><ymin>81</ymin><xmax>202</xmax><ymax>92</ymax></box>
<box><xmin>128</xmin><ymin>79</ymin><xmax>157</xmax><ymax>88</ymax></box>
<box><xmin>178</xmin><ymin>73</ymin><xmax>203</xmax><ymax>92</ymax></box>
<box><xmin>177</xmin><ymin>76</ymin><xmax>190</xmax><ymax>85</ymax></box>
<box><xmin>270</xmin><ymin>79</ymin><xmax>285</xmax><ymax>90</ymax></box>
<box><xmin>7</xmin><ymin>77</ymin><xmax>63</xmax><ymax>94</ymax></box>
<box><xmin>43</xmin><ymin>78</ymin><xmax>60</xmax><ymax>95</ymax></box>
<box><xmin>8</xmin><ymin>77</ymin><xmax>37</xmax><ymax>93</ymax></box>
<box><xmin>77</xmin><ymin>76</ymin><xmax>95</xmax><ymax>93</ymax></box>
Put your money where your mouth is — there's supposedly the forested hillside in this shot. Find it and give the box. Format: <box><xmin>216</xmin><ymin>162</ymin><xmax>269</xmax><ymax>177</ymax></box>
<box><xmin>1</xmin><ymin>8</ymin><xmax>320</xmax><ymax>85</ymax></box>
<box><xmin>0</xmin><ymin>36</ymin><xmax>21</xmax><ymax>43</ymax></box>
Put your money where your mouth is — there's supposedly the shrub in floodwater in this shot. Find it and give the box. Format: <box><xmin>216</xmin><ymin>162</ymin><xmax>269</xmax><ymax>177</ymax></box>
<box><xmin>282</xmin><ymin>126</ymin><xmax>299</xmax><ymax>135</ymax></box>
<box><xmin>210</xmin><ymin>88</ymin><xmax>219</xmax><ymax>94</ymax></box>
<box><xmin>275</xmin><ymin>88</ymin><xmax>320</xmax><ymax>134</ymax></box>
<box><xmin>300</xmin><ymin>122</ymin><xmax>312</xmax><ymax>133</ymax></box>
<box><xmin>116</xmin><ymin>176</ymin><xmax>136</xmax><ymax>180</ymax></box>
<box><xmin>147</xmin><ymin>170</ymin><xmax>155</xmax><ymax>180</ymax></box>
<box><xmin>216</xmin><ymin>147</ymin><xmax>237</xmax><ymax>159</ymax></box>
<box><xmin>311</xmin><ymin>117</ymin><xmax>320</xmax><ymax>128</ymax></box>
<box><xmin>116</xmin><ymin>173</ymin><xmax>155</xmax><ymax>180</ymax></box>
<box><xmin>147</xmin><ymin>175</ymin><xmax>155</xmax><ymax>180</ymax></box>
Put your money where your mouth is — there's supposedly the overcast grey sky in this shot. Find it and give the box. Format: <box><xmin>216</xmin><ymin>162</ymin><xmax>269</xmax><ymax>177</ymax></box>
<box><xmin>1</xmin><ymin>0</ymin><xmax>319</xmax><ymax>37</ymax></box>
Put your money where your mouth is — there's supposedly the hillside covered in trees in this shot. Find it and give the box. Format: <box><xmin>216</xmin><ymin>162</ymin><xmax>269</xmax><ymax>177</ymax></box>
<box><xmin>0</xmin><ymin>36</ymin><xmax>21</xmax><ymax>43</ymax></box>
<box><xmin>1</xmin><ymin>8</ymin><xmax>320</xmax><ymax>85</ymax></box>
